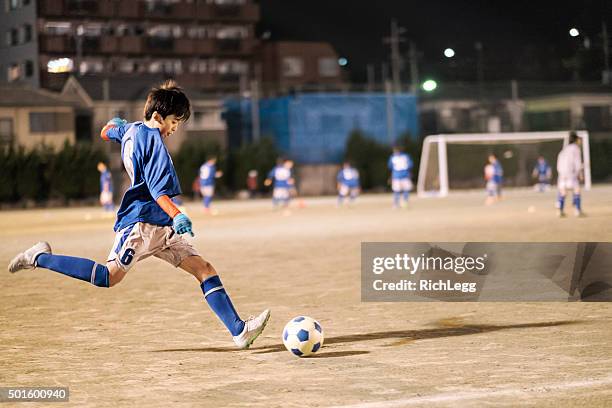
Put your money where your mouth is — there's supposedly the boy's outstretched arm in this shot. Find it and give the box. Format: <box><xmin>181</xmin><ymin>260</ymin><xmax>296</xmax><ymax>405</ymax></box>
<box><xmin>100</xmin><ymin>118</ymin><xmax>127</xmax><ymax>143</ymax></box>
<box><xmin>157</xmin><ymin>195</ymin><xmax>194</xmax><ymax>236</ymax></box>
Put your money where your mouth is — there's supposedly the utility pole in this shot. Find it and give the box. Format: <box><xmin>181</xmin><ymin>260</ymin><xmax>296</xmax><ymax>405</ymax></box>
<box><xmin>408</xmin><ymin>40</ymin><xmax>419</xmax><ymax>96</ymax></box>
<box><xmin>383</xmin><ymin>19</ymin><xmax>405</xmax><ymax>93</ymax></box>
<box><xmin>603</xmin><ymin>22</ymin><xmax>610</xmax><ymax>85</ymax></box>
<box><xmin>475</xmin><ymin>41</ymin><xmax>484</xmax><ymax>102</ymax></box>
<box><xmin>366</xmin><ymin>63</ymin><xmax>375</xmax><ymax>92</ymax></box>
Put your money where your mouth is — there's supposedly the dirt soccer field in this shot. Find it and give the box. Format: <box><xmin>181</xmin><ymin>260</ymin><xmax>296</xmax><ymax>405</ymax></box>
<box><xmin>1</xmin><ymin>186</ymin><xmax>612</xmax><ymax>407</ymax></box>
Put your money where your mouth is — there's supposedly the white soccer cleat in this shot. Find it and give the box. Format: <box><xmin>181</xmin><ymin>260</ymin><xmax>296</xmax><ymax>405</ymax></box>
<box><xmin>233</xmin><ymin>309</ymin><xmax>271</xmax><ymax>349</ymax></box>
<box><xmin>8</xmin><ymin>242</ymin><xmax>52</xmax><ymax>273</ymax></box>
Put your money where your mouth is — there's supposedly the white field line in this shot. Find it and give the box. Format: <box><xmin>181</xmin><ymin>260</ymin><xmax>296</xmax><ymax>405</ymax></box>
<box><xmin>329</xmin><ymin>375</ymin><xmax>612</xmax><ymax>408</ymax></box>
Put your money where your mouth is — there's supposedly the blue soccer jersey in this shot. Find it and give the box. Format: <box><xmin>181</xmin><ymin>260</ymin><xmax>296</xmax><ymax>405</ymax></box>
<box><xmin>492</xmin><ymin>161</ymin><xmax>503</xmax><ymax>184</ymax></box>
<box><xmin>103</xmin><ymin>122</ymin><xmax>182</xmax><ymax>231</ymax></box>
<box><xmin>337</xmin><ymin>168</ymin><xmax>360</xmax><ymax>188</ymax></box>
<box><xmin>535</xmin><ymin>161</ymin><xmax>550</xmax><ymax>178</ymax></box>
<box><xmin>267</xmin><ymin>166</ymin><xmax>292</xmax><ymax>188</ymax></box>
<box><xmin>100</xmin><ymin>170</ymin><xmax>113</xmax><ymax>193</ymax></box>
<box><xmin>388</xmin><ymin>153</ymin><xmax>412</xmax><ymax>179</ymax></box>
<box><xmin>199</xmin><ymin>163</ymin><xmax>216</xmax><ymax>187</ymax></box>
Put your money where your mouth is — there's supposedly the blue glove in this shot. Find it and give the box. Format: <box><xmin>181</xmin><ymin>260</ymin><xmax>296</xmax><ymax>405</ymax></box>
<box><xmin>107</xmin><ymin>117</ymin><xmax>127</xmax><ymax>127</ymax></box>
<box><xmin>173</xmin><ymin>213</ymin><xmax>194</xmax><ymax>236</ymax></box>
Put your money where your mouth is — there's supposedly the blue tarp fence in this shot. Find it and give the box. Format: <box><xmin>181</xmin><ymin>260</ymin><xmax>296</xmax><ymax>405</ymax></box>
<box><xmin>224</xmin><ymin>92</ymin><xmax>419</xmax><ymax>164</ymax></box>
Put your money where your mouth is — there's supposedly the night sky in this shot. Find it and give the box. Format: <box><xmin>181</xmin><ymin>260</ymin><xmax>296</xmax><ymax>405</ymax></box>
<box><xmin>258</xmin><ymin>0</ymin><xmax>612</xmax><ymax>83</ymax></box>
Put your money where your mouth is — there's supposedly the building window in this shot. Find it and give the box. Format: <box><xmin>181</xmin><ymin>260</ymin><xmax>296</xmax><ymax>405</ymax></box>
<box><xmin>29</xmin><ymin>112</ymin><xmax>72</xmax><ymax>133</ymax></box>
<box><xmin>282</xmin><ymin>57</ymin><xmax>304</xmax><ymax>77</ymax></box>
<box><xmin>7</xmin><ymin>28</ymin><xmax>18</xmax><ymax>46</ymax></box>
<box><xmin>215</xmin><ymin>26</ymin><xmax>248</xmax><ymax>39</ymax></box>
<box><xmin>43</xmin><ymin>22</ymin><xmax>72</xmax><ymax>35</ymax></box>
<box><xmin>47</xmin><ymin>58</ymin><xmax>74</xmax><ymax>73</ymax></box>
<box><xmin>318</xmin><ymin>57</ymin><xmax>339</xmax><ymax>77</ymax></box>
<box><xmin>0</xmin><ymin>118</ymin><xmax>14</xmax><ymax>146</ymax></box>
<box><xmin>7</xmin><ymin>63</ymin><xmax>20</xmax><ymax>81</ymax></box>
<box><xmin>24</xmin><ymin>60</ymin><xmax>33</xmax><ymax>77</ymax></box>
<box><xmin>23</xmin><ymin>24</ymin><xmax>32</xmax><ymax>43</ymax></box>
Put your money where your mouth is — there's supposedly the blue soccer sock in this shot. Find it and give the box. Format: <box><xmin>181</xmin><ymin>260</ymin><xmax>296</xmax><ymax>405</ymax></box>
<box><xmin>573</xmin><ymin>193</ymin><xmax>581</xmax><ymax>211</ymax></box>
<box><xmin>337</xmin><ymin>195</ymin><xmax>344</xmax><ymax>206</ymax></box>
<box><xmin>403</xmin><ymin>190</ymin><xmax>410</xmax><ymax>202</ymax></box>
<box><xmin>557</xmin><ymin>194</ymin><xmax>566</xmax><ymax>211</ymax></box>
<box><xmin>393</xmin><ymin>192</ymin><xmax>401</xmax><ymax>207</ymax></box>
<box><xmin>201</xmin><ymin>275</ymin><xmax>244</xmax><ymax>336</ymax></box>
<box><xmin>36</xmin><ymin>253</ymin><xmax>109</xmax><ymax>287</ymax></box>
<box><xmin>203</xmin><ymin>195</ymin><xmax>212</xmax><ymax>209</ymax></box>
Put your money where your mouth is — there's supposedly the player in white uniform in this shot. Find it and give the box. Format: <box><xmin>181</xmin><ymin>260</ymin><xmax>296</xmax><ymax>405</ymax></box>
<box><xmin>556</xmin><ymin>132</ymin><xmax>584</xmax><ymax>217</ymax></box>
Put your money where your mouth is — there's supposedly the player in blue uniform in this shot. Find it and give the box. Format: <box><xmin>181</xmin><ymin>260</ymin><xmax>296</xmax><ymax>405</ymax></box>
<box><xmin>264</xmin><ymin>158</ymin><xmax>294</xmax><ymax>208</ymax></box>
<box><xmin>337</xmin><ymin>161</ymin><xmax>360</xmax><ymax>206</ymax></box>
<box><xmin>484</xmin><ymin>154</ymin><xmax>503</xmax><ymax>205</ymax></box>
<box><xmin>388</xmin><ymin>147</ymin><xmax>413</xmax><ymax>208</ymax></box>
<box><xmin>532</xmin><ymin>155</ymin><xmax>552</xmax><ymax>192</ymax></box>
<box><xmin>8</xmin><ymin>81</ymin><xmax>270</xmax><ymax>349</ymax></box>
<box><xmin>97</xmin><ymin>161</ymin><xmax>114</xmax><ymax>212</ymax></box>
<box><xmin>199</xmin><ymin>156</ymin><xmax>222</xmax><ymax>214</ymax></box>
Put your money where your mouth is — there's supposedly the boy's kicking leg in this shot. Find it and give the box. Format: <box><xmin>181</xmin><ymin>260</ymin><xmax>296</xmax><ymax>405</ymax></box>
<box><xmin>178</xmin><ymin>255</ymin><xmax>270</xmax><ymax>349</ymax></box>
<box><xmin>8</xmin><ymin>242</ymin><xmax>126</xmax><ymax>287</ymax></box>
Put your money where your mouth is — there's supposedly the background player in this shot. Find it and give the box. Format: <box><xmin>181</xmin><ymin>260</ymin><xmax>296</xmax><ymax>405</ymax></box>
<box><xmin>337</xmin><ymin>161</ymin><xmax>360</xmax><ymax>206</ymax></box>
<box><xmin>199</xmin><ymin>156</ymin><xmax>223</xmax><ymax>214</ymax></box>
<box><xmin>484</xmin><ymin>154</ymin><xmax>503</xmax><ymax>205</ymax></box>
<box><xmin>388</xmin><ymin>146</ymin><xmax>413</xmax><ymax>208</ymax></box>
<box><xmin>532</xmin><ymin>155</ymin><xmax>552</xmax><ymax>192</ymax></box>
<box><xmin>264</xmin><ymin>158</ymin><xmax>294</xmax><ymax>209</ymax></box>
<box><xmin>556</xmin><ymin>132</ymin><xmax>584</xmax><ymax>217</ymax></box>
<box><xmin>97</xmin><ymin>161</ymin><xmax>114</xmax><ymax>212</ymax></box>
<box><xmin>8</xmin><ymin>81</ymin><xmax>270</xmax><ymax>349</ymax></box>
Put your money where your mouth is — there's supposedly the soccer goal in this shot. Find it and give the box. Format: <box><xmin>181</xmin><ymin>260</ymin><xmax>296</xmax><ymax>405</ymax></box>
<box><xmin>417</xmin><ymin>131</ymin><xmax>591</xmax><ymax>197</ymax></box>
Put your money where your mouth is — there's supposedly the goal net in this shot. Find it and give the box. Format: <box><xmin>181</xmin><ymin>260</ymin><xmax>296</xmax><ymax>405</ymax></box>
<box><xmin>417</xmin><ymin>131</ymin><xmax>591</xmax><ymax>197</ymax></box>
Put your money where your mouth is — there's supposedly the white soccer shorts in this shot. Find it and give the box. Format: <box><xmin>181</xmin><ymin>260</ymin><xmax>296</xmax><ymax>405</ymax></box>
<box><xmin>557</xmin><ymin>175</ymin><xmax>579</xmax><ymax>191</ymax></box>
<box><xmin>200</xmin><ymin>185</ymin><xmax>215</xmax><ymax>197</ymax></box>
<box><xmin>273</xmin><ymin>187</ymin><xmax>290</xmax><ymax>200</ymax></box>
<box><xmin>391</xmin><ymin>178</ymin><xmax>413</xmax><ymax>193</ymax></box>
<box><xmin>107</xmin><ymin>222</ymin><xmax>199</xmax><ymax>272</ymax></box>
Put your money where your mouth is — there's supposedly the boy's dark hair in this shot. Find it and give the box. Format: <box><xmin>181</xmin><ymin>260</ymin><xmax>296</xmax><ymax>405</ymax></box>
<box><xmin>569</xmin><ymin>131</ymin><xmax>579</xmax><ymax>144</ymax></box>
<box><xmin>143</xmin><ymin>80</ymin><xmax>191</xmax><ymax>122</ymax></box>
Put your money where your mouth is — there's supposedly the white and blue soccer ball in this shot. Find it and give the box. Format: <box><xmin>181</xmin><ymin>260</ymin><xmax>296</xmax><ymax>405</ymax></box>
<box><xmin>282</xmin><ymin>316</ymin><xmax>324</xmax><ymax>357</ymax></box>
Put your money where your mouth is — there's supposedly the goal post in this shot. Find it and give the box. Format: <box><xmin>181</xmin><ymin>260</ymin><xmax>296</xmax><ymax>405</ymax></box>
<box><xmin>417</xmin><ymin>131</ymin><xmax>591</xmax><ymax>197</ymax></box>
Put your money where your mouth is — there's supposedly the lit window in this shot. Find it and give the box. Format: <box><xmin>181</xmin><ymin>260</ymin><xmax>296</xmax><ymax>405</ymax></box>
<box><xmin>7</xmin><ymin>63</ymin><xmax>21</xmax><ymax>81</ymax></box>
<box><xmin>44</xmin><ymin>22</ymin><xmax>72</xmax><ymax>35</ymax></box>
<box><xmin>47</xmin><ymin>58</ymin><xmax>73</xmax><ymax>73</ymax></box>
<box><xmin>282</xmin><ymin>57</ymin><xmax>304</xmax><ymax>77</ymax></box>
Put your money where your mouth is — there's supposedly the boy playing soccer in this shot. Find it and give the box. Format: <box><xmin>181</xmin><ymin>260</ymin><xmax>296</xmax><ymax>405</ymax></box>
<box><xmin>336</xmin><ymin>161</ymin><xmax>360</xmax><ymax>206</ymax></box>
<box><xmin>97</xmin><ymin>161</ymin><xmax>114</xmax><ymax>212</ymax></box>
<box><xmin>388</xmin><ymin>147</ymin><xmax>413</xmax><ymax>208</ymax></box>
<box><xmin>199</xmin><ymin>156</ymin><xmax>223</xmax><ymax>214</ymax></box>
<box><xmin>484</xmin><ymin>154</ymin><xmax>503</xmax><ymax>205</ymax></box>
<box><xmin>264</xmin><ymin>158</ymin><xmax>294</xmax><ymax>208</ymax></box>
<box><xmin>532</xmin><ymin>155</ymin><xmax>552</xmax><ymax>192</ymax></box>
<box><xmin>8</xmin><ymin>81</ymin><xmax>270</xmax><ymax>349</ymax></box>
<box><xmin>556</xmin><ymin>131</ymin><xmax>584</xmax><ymax>217</ymax></box>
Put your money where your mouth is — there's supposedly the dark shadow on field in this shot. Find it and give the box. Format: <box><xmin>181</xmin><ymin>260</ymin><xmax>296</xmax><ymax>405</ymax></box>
<box><xmin>152</xmin><ymin>319</ymin><xmax>581</xmax><ymax>355</ymax></box>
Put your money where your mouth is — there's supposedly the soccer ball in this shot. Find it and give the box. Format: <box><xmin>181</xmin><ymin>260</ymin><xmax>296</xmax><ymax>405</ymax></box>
<box><xmin>282</xmin><ymin>316</ymin><xmax>324</xmax><ymax>357</ymax></box>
